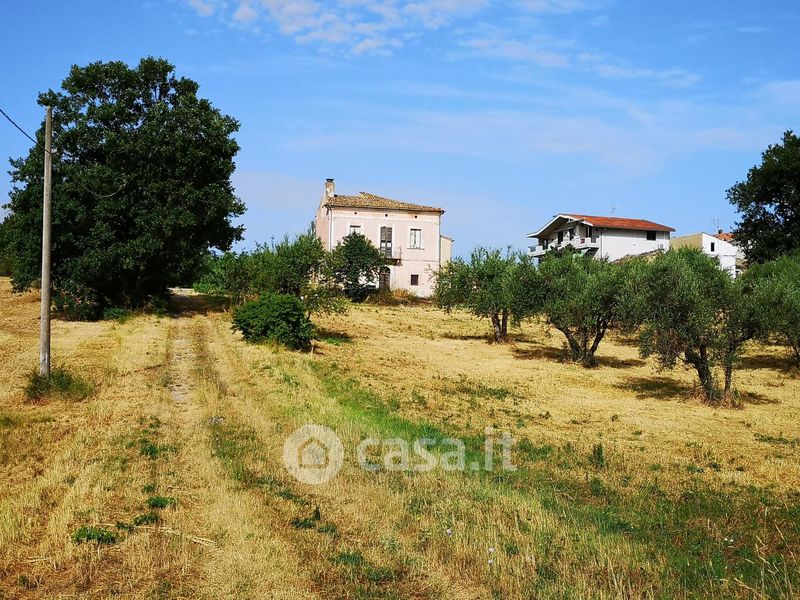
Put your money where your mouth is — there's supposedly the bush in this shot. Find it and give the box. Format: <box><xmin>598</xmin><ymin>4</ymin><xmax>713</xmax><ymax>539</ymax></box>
<box><xmin>25</xmin><ymin>367</ymin><xmax>93</xmax><ymax>402</ymax></box>
<box><xmin>232</xmin><ymin>293</ymin><xmax>313</xmax><ymax>350</ymax></box>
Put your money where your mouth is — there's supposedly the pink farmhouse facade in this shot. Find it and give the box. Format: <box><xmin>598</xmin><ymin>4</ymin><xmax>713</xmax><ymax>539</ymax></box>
<box><xmin>315</xmin><ymin>179</ymin><xmax>452</xmax><ymax>297</ymax></box>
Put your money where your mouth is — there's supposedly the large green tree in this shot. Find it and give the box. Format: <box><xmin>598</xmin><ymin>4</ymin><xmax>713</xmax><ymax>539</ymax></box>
<box><xmin>3</xmin><ymin>57</ymin><xmax>244</xmax><ymax>317</ymax></box>
<box><xmin>728</xmin><ymin>131</ymin><xmax>800</xmax><ymax>263</ymax></box>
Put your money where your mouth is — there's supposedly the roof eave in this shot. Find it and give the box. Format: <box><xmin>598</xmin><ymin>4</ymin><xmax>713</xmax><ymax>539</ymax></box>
<box><xmin>324</xmin><ymin>202</ymin><xmax>444</xmax><ymax>214</ymax></box>
<box><xmin>529</xmin><ymin>214</ymin><xmax>585</xmax><ymax>238</ymax></box>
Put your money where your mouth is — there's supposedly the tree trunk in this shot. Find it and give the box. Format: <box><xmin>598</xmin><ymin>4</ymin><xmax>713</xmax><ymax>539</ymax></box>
<box><xmin>490</xmin><ymin>312</ymin><xmax>507</xmax><ymax>343</ymax></box>
<box><xmin>501</xmin><ymin>309</ymin><xmax>509</xmax><ymax>339</ymax></box>
<box><xmin>723</xmin><ymin>362</ymin><xmax>733</xmax><ymax>399</ymax></box>
<box><xmin>685</xmin><ymin>346</ymin><xmax>719</xmax><ymax>404</ymax></box>
<box><xmin>582</xmin><ymin>325</ymin><xmax>607</xmax><ymax>367</ymax></box>
<box><xmin>557</xmin><ymin>327</ymin><xmax>582</xmax><ymax>362</ymax></box>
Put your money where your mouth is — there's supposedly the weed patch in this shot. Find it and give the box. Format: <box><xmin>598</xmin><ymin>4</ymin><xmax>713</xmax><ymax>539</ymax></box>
<box><xmin>146</xmin><ymin>496</ymin><xmax>176</xmax><ymax>509</ymax></box>
<box><xmin>133</xmin><ymin>512</ymin><xmax>160</xmax><ymax>526</ymax></box>
<box><xmin>25</xmin><ymin>367</ymin><xmax>93</xmax><ymax>402</ymax></box>
<box><xmin>72</xmin><ymin>526</ymin><xmax>117</xmax><ymax>545</ymax></box>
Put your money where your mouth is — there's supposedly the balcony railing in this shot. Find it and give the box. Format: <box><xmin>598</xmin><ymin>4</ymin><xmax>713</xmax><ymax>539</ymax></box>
<box><xmin>529</xmin><ymin>237</ymin><xmax>600</xmax><ymax>256</ymax></box>
<box><xmin>381</xmin><ymin>246</ymin><xmax>402</xmax><ymax>262</ymax></box>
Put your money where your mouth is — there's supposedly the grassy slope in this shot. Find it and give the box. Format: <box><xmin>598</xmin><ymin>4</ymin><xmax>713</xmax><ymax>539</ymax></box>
<box><xmin>0</xmin><ymin>279</ymin><xmax>798</xmax><ymax>598</ymax></box>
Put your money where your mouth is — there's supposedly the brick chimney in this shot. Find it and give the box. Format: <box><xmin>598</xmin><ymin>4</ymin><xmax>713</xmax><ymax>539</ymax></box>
<box><xmin>325</xmin><ymin>178</ymin><xmax>335</xmax><ymax>200</ymax></box>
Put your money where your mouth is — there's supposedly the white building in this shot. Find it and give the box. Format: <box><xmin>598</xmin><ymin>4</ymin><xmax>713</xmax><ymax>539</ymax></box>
<box><xmin>315</xmin><ymin>179</ymin><xmax>453</xmax><ymax>297</ymax></box>
<box><xmin>717</xmin><ymin>231</ymin><xmax>747</xmax><ymax>276</ymax></box>
<box><xmin>527</xmin><ymin>213</ymin><xmax>674</xmax><ymax>263</ymax></box>
<box><xmin>671</xmin><ymin>232</ymin><xmax>738</xmax><ymax>278</ymax></box>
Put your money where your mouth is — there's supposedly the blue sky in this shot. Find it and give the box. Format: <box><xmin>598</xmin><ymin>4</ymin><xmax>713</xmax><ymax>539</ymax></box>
<box><xmin>1</xmin><ymin>1</ymin><xmax>798</xmax><ymax>254</ymax></box>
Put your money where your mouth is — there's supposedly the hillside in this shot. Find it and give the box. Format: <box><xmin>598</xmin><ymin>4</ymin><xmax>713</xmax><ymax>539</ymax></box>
<box><xmin>1</xmin><ymin>278</ymin><xmax>798</xmax><ymax>599</ymax></box>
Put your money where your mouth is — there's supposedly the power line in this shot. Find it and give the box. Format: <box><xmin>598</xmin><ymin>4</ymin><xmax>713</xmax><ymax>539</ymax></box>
<box><xmin>0</xmin><ymin>106</ymin><xmax>40</xmax><ymax>147</ymax></box>
<box><xmin>1</xmin><ymin>105</ymin><xmax>126</xmax><ymax>198</ymax></box>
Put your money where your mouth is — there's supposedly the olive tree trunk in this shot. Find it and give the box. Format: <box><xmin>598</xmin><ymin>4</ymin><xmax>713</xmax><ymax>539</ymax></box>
<box><xmin>490</xmin><ymin>309</ymin><xmax>509</xmax><ymax>343</ymax></box>
<box><xmin>684</xmin><ymin>346</ymin><xmax>720</xmax><ymax>404</ymax></box>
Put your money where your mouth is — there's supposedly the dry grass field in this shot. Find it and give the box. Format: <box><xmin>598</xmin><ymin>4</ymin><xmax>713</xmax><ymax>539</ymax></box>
<box><xmin>1</xmin><ymin>276</ymin><xmax>799</xmax><ymax>599</ymax></box>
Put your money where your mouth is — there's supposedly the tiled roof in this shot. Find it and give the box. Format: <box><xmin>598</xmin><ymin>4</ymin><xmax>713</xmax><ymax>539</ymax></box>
<box><xmin>716</xmin><ymin>232</ymin><xmax>736</xmax><ymax>242</ymax></box>
<box><xmin>324</xmin><ymin>192</ymin><xmax>444</xmax><ymax>214</ymax></box>
<box><xmin>563</xmin><ymin>214</ymin><xmax>675</xmax><ymax>232</ymax></box>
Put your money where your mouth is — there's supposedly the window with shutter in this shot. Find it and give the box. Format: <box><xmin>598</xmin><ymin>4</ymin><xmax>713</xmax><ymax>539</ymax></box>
<box><xmin>380</xmin><ymin>226</ymin><xmax>393</xmax><ymax>258</ymax></box>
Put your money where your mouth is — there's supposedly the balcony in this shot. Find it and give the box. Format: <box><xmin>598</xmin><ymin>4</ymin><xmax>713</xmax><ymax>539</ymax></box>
<box><xmin>529</xmin><ymin>237</ymin><xmax>600</xmax><ymax>257</ymax></box>
<box><xmin>381</xmin><ymin>245</ymin><xmax>402</xmax><ymax>264</ymax></box>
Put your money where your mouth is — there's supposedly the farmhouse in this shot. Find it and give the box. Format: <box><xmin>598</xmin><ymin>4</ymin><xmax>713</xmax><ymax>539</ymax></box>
<box><xmin>527</xmin><ymin>213</ymin><xmax>675</xmax><ymax>263</ymax></box>
<box><xmin>671</xmin><ymin>232</ymin><xmax>738</xmax><ymax>277</ymax></box>
<box><xmin>315</xmin><ymin>179</ymin><xmax>453</xmax><ymax>297</ymax></box>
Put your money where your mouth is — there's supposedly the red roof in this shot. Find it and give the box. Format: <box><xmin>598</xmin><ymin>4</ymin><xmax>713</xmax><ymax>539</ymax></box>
<box><xmin>563</xmin><ymin>214</ymin><xmax>675</xmax><ymax>232</ymax></box>
<box><xmin>717</xmin><ymin>232</ymin><xmax>735</xmax><ymax>242</ymax></box>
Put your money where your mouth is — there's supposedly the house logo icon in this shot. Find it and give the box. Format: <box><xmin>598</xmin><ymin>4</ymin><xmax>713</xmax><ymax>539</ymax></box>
<box><xmin>283</xmin><ymin>424</ymin><xmax>344</xmax><ymax>485</ymax></box>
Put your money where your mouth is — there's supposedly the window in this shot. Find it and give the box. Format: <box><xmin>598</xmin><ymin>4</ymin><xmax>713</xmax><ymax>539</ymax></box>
<box><xmin>710</xmin><ymin>242</ymin><xmax>716</xmax><ymax>252</ymax></box>
<box><xmin>586</xmin><ymin>226</ymin><xmax>593</xmax><ymax>238</ymax></box>
<box><xmin>379</xmin><ymin>226</ymin><xmax>393</xmax><ymax>258</ymax></box>
<box><xmin>410</xmin><ymin>228</ymin><xmax>422</xmax><ymax>249</ymax></box>
<box><xmin>646</xmin><ymin>231</ymin><xmax>657</xmax><ymax>241</ymax></box>
<box><xmin>410</xmin><ymin>274</ymin><xmax>420</xmax><ymax>286</ymax></box>
<box><xmin>557</xmin><ymin>231</ymin><xmax>564</xmax><ymax>244</ymax></box>
<box><xmin>349</xmin><ymin>224</ymin><xmax>362</xmax><ymax>235</ymax></box>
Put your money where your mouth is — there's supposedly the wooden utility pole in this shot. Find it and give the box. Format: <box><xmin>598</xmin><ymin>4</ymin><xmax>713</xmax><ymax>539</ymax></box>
<box><xmin>39</xmin><ymin>106</ymin><xmax>52</xmax><ymax>377</ymax></box>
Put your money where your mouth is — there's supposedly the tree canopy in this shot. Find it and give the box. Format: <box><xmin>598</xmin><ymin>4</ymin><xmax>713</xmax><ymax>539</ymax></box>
<box><xmin>2</xmin><ymin>57</ymin><xmax>244</xmax><ymax>318</ymax></box>
<box><xmin>434</xmin><ymin>247</ymin><xmax>534</xmax><ymax>343</ymax></box>
<box><xmin>728</xmin><ymin>130</ymin><xmax>800</xmax><ymax>263</ymax></box>
<box><xmin>742</xmin><ymin>253</ymin><xmax>800</xmax><ymax>367</ymax></box>
<box><xmin>327</xmin><ymin>232</ymin><xmax>386</xmax><ymax>302</ymax></box>
<box><xmin>536</xmin><ymin>253</ymin><xmax>641</xmax><ymax>366</ymax></box>
<box><xmin>635</xmin><ymin>248</ymin><xmax>767</xmax><ymax>404</ymax></box>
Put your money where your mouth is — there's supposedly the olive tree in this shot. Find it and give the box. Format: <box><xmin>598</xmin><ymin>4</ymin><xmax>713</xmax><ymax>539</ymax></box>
<box><xmin>742</xmin><ymin>254</ymin><xmax>800</xmax><ymax>368</ymax></box>
<box><xmin>536</xmin><ymin>252</ymin><xmax>641</xmax><ymax>366</ymax></box>
<box><xmin>434</xmin><ymin>248</ymin><xmax>535</xmax><ymax>343</ymax></box>
<box><xmin>637</xmin><ymin>248</ymin><xmax>765</xmax><ymax>404</ymax></box>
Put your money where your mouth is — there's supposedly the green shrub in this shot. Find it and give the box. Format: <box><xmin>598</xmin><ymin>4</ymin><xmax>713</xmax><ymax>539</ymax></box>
<box><xmin>232</xmin><ymin>293</ymin><xmax>313</xmax><ymax>350</ymax></box>
<box><xmin>72</xmin><ymin>526</ymin><xmax>117</xmax><ymax>545</ymax></box>
<box><xmin>25</xmin><ymin>367</ymin><xmax>93</xmax><ymax>402</ymax></box>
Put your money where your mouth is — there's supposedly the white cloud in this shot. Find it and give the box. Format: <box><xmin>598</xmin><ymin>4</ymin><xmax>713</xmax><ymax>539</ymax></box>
<box><xmin>577</xmin><ymin>53</ymin><xmax>701</xmax><ymax>88</ymax></box>
<box><xmin>516</xmin><ymin>0</ymin><xmax>593</xmax><ymax>14</ymax></box>
<box><xmin>187</xmin><ymin>0</ymin><xmax>218</xmax><ymax>16</ymax></box>
<box><xmin>461</xmin><ymin>37</ymin><xmax>570</xmax><ymax>68</ymax></box>
<box><xmin>233</xmin><ymin>0</ymin><xmax>258</xmax><ymax>22</ymax></box>
<box><xmin>193</xmin><ymin>0</ymin><xmax>490</xmax><ymax>54</ymax></box>
<box><xmin>402</xmin><ymin>0</ymin><xmax>488</xmax><ymax>28</ymax></box>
